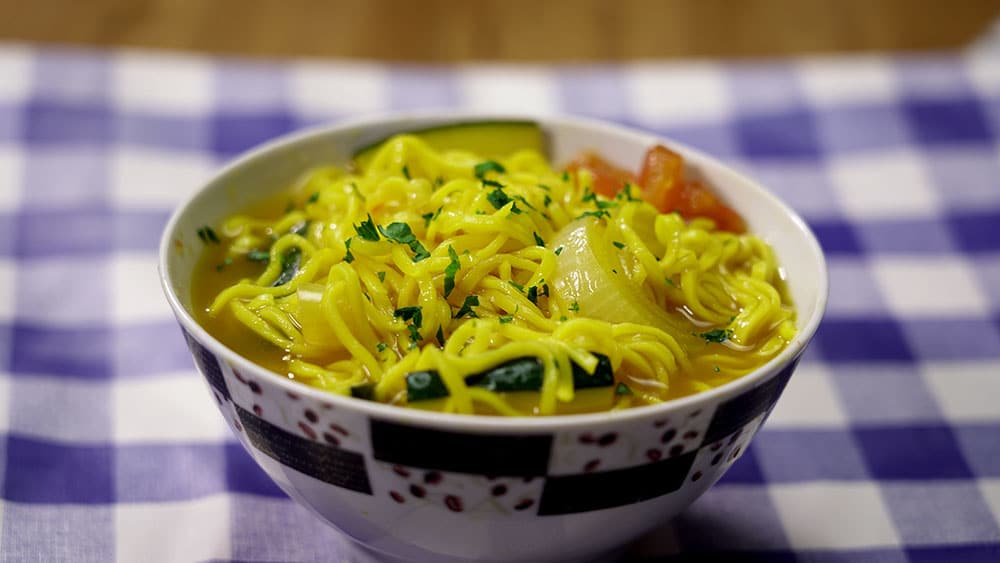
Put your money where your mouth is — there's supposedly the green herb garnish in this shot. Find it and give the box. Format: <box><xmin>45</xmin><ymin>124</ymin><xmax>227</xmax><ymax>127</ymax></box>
<box><xmin>377</xmin><ymin>271</ymin><xmax>386</xmax><ymax>283</ymax></box>
<box><xmin>474</xmin><ymin>160</ymin><xmax>506</xmax><ymax>179</ymax></box>
<box><xmin>615</xmin><ymin>382</ymin><xmax>633</xmax><ymax>395</ymax></box>
<box><xmin>454</xmin><ymin>295</ymin><xmax>480</xmax><ymax>319</ymax></box>
<box><xmin>533</xmin><ymin>232</ymin><xmax>546</xmax><ymax>247</ymax></box>
<box><xmin>613</xmin><ymin>241</ymin><xmax>625</xmax><ymax>249</ymax></box>
<box><xmin>307</xmin><ymin>192</ymin><xmax>320</xmax><ymax>204</ymax></box>
<box><xmin>508</xmin><ymin>281</ymin><xmax>525</xmax><ymax>292</ymax></box>
<box><xmin>197</xmin><ymin>226</ymin><xmax>220</xmax><ymax>244</ymax></box>
<box><xmin>568</xmin><ymin>301</ymin><xmax>580</xmax><ymax>312</ymax></box>
<box><xmin>700</xmin><ymin>329</ymin><xmax>733</xmax><ymax>343</ymax></box>
<box><xmin>272</xmin><ymin>247</ymin><xmax>302</xmax><ymax>286</ymax></box>
<box><xmin>554</xmin><ymin>246</ymin><xmax>563</xmax><ymax>256</ymax></box>
<box><xmin>543</xmin><ymin>194</ymin><xmax>552</xmax><ymax>207</ymax></box>
<box><xmin>482</xmin><ymin>179</ymin><xmax>505</xmax><ymax>189</ymax></box>
<box><xmin>380</xmin><ymin>222</ymin><xmax>430</xmax><ymax>262</ymax></box>
<box><xmin>444</xmin><ymin>245</ymin><xmax>460</xmax><ymax>298</ymax></box>
<box><xmin>402</xmin><ymin>164</ymin><xmax>411</xmax><ymax>180</ymax></box>
<box><xmin>487</xmin><ymin>188</ymin><xmax>511</xmax><ymax>210</ymax></box>
<box><xmin>498</xmin><ymin>314</ymin><xmax>514</xmax><ymax>324</ymax></box>
<box><xmin>215</xmin><ymin>257</ymin><xmax>233</xmax><ymax>272</ymax></box>
<box><xmin>575</xmin><ymin>210</ymin><xmax>611</xmax><ymax>221</ymax></box>
<box><xmin>343</xmin><ymin>238</ymin><xmax>354</xmax><ymax>263</ymax></box>
<box><xmin>354</xmin><ymin>214</ymin><xmax>380</xmax><ymax>241</ymax></box>
<box><xmin>436</xmin><ymin>325</ymin><xmax>445</xmax><ymax>347</ymax></box>
<box><xmin>394</xmin><ymin>306</ymin><xmax>424</xmax><ymax>327</ymax></box>
<box><xmin>527</xmin><ymin>286</ymin><xmax>539</xmax><ymax>305</ymax></box>
<box><xmin>246</xmin><ymin>249</ymin><xmax>270</xmax><ymax>263</ymax></box>
<box><xmin>376</xmin><ymin>342</ymin><xmax>388</xmax><ymax>353</ymax></box>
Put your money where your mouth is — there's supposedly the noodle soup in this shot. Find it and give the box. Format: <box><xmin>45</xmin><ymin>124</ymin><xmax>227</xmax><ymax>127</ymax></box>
<box><xmin>192</xmin><ymin>122</ymin><xmax>795</xmax><ymax>416</ymax></box>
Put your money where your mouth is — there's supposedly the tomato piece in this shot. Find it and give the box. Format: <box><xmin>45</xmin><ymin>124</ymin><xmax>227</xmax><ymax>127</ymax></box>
<box><xmin>565</xmin><ymin>152</ymin><xmax>635</xmax><ymax>198</ymax></box>
<box><xmin>636</xmin><ymin>145</ymin><xmax>746</xmax><ymax>233</ymax></box>
<box><xmin>637</xmin><ymin>145</ymin><xmax>685</xmax><ymax>212</ymax></box>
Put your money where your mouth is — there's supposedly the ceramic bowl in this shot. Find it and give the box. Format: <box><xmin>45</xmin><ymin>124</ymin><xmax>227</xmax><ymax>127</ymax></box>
<box><xmin>159</xmin><ymin>112</ymin><xmax>828</xmax><ymax>563</ymax></box>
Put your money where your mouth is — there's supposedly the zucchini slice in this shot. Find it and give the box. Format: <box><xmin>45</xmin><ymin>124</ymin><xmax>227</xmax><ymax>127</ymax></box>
<box><xmin>352</xmin><ymin>120</ymin><xmax>545</xmax><ymax>173</ymax></box>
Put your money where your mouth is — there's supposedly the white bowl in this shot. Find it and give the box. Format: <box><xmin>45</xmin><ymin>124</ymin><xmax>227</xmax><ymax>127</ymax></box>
<box><xmin>160</xmin><ymin>112</ymin><xmax>828</xmax><ymax>563</ymax></box>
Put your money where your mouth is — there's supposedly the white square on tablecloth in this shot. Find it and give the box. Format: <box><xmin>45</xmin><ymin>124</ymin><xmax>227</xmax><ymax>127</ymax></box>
<box><xmin>965</xmin><ymin>53</ymin><xmax>1000</xmax><ymax>96</ymax></box>
<box><xmin>458</xmin><ymin>67</ymin><xmax>559</xmax><ymax>114</ymax></box>
<box><xmin>0</xmin><ymin>259</ymin><xmax>13</xmax><ymax>323</ymax></box>
<box><xmin>111</xmin><ymin>147</ymin><xmax>214</xmax><ymax>210</ymax></box>
<box><xmin>765</xmin><ymin>362</ymin><xmax>847</xmax><ymax>428</ymax></box>
<box><xmin>112</xmin><ymin>51</ymin><xmax>214</xmax><ymax>115</ymax></box>
<box><xmin>921</xmin><ymin>360</ymin><xmax>1000</xmax><ymax>422</ymax></box>
<box><xmin>0</xmin><ymin>45</ymin><xmax>32</xmax><ymax>104</ymax></box>
<box><xmin>0</xmin><ymin>145</ymin><xmax>24</xmax><ymax>212</ymax></box>
<box><xmin>624</xmin><ymin>62</ymin><xmax>730</xmax><ymax>124</ymax></box>
<box><xmin>112</xmin><ymin>372</ymin><xmax>230</xmax><ymax>442</ymax></box>
<box><xmin>115</xmin><ymin>495</ymin><xmax>231</xmax><ymax>563</ymax></box>
<box><xmin>112</xmin><ymin>252</ymin><xmax>174</xmax><ymax>323</ymax></box>
<box><xmin>827</xmin><ymin>148</ymin><xmax>940</xmax><ymax>219</ymax></box>
<box><xmin>8</xmin><ymin>375</ymin><xmax>110</xmax><ymax>442</ymax></box>
<box><xmin>771</xmin><ymin>482</ymin><xmax>901</xmax><ymax>549</ymax></box>
<box><xmin>797</xmin><ymin>56</ymin><xmax>896</xmax><ymax>106</ymax></box>
<box><xmin>289</xmin><ymin>61</ymin><xmax>388</xmax><ymax>116</ymax></box>
<box><xmin>981</xmin><ymin>479</ymin><xmax>1000</xmax><ymax>530</ymax></box>
<box><xmin>871</xmin><ymin>256</ymin><xmax>988</xmax><ymax>318</ymax></box>
<box><xmin>16</xmin><ymin>256</ymin><xmax>108</xmax><ymax>325</ymax></box>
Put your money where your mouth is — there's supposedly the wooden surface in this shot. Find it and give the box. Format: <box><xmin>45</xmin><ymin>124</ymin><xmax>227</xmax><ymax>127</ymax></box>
<box><xmin>2</xmin><ymin>0</ymin><xmax>998</xmax><ymax>61</ymax></box>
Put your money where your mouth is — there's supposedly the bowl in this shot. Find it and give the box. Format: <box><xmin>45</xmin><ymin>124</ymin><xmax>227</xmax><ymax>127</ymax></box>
<box><xmin>159</xmin><ymin>112</ymin><xmax>828</xmax><ymax>563</ymax></box>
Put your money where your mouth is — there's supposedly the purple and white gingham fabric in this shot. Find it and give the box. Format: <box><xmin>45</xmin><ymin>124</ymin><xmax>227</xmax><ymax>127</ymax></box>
<box><xmin>1</xmin><ymin>42</ymin><xmax>1000</xmax><ymax>562</ymax></box>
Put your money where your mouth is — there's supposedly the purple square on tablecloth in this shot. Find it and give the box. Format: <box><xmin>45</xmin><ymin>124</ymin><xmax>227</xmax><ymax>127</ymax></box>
<box><xmin>225</xmin><ymin>442</ymin><xmax>286</xmax><ymax>497</ymax></box>
<box><xmin>0</xmin><ymin>211</ymin><xmax>15</xmax><ymax>258</ymax></box>
<box><xmin>826</xmin><ymin>258</ymin><xmax>890</xmax><ymax>317</ymax></box>
<box><xmin>114</xmin><ymin>112</ymin><xmax>210</xmax><ymax>152</ymax></box>
<box><xmin>22</xmin><ymin>147</ymin><xmax>107</xmax><ymax>209</ymax></box>
<box><xmin>116</xmin><ymin>444</ymin><xmax>230</xmax><ymax>501</ymax></box>
<box><xmin>883</xmin><ymin>483</ymin><xmax>1000</xmax><ymax>545</ymax></box>
<box><xmin>0</xmin><ymin>104</ymin><xmax>24</xmax><ymax>142</ymax></box>
<box><xmin>211</xmin><ymin>111</ymin><xmax>295</xmax><ymax>157</ymax></box>
<box><xmin>815</xmin><ymin>103</ymin><xmax>911</xmax><ymax>153</ymax></box>
<box><xmin>11</xmin><ymin>324</ymin><xmax>111</xmax><ymax>378</ymax></box>
<box><xmin>114</xmin><ymin>322</ymin><xmax>193</xmax><ymax>377</ymax></box>
<box><xmin>814</xmin><ymin>318</ymin><xmax>915</xmax><ymax>363</ymax></box>
<box><xmin>753</xmin><ymin>429</ymin><xmax>869</xmax><ymax>482</ymax></box>
<box><xmin>726</xmin><ymin>63</ymin><xmax>803</xmax><ymax>115</ymax></box>
<box><xmin>0</xmin><ymin>503</ymin><xmax>113</xmax><ymax>561</ymax></box>
<box><xmin>23</xmin><ymin>100</ymin><xmax>112</xmax><ymax>145</ymax></box>
<box><xmin>795</xmin><ymin>549</ymin><xmax>909</xmax><ymax>563</ymax></box>
<box><xmin>924</xmin><ymin>146</ymin><xmax>1000</xmax><ymax>211</ymax></box>
<box><xmin>902</xmin><ymin>318</ymin><xmax>1000</xmax><ymax>361</ymax></box>
<box><xmin>672</xmin><ymin>485</ymin><xmax>791</xmax><ymax>551</ymax></box>
<box><xmin>907</xmin><ymin>544</ymin><xmax>1000</xmax><ymax>563</ymax></box>
<box><xmin>854</xmin><ymin>218</ymin><xmax>958</xmax><ymax>254</ymax></box>
<box><xmin>735</xmin><ymin>110</ymin><xmax>821</xmax><ymax>159</ymax></box>
<box><xmin>903</xmin><ymin>97</ymin><xmax>993</xmax><ymax>146</ymax></box>
<box><xmin>16</xmin><ymin>208</ymin><xmax>114</xmax><ymax>257</ymax></box>
<box><xmin>214</xmin><ymin>61</ymin><xmax>288</xmax><ymax>110</ymax></box>
<box><xmin>715</xmin><ymin>444</ymin><xmax>767</xmax><ymax>484</ymax></box>
<box><xmin>230</xmin><ymin>495</ymin><xmax>353</xmax><ymax>562</ymax></box>
<box><xmin>33</xmin><ymin>49</ymin><xmax>109</xmax><ymax>103</ymax></box>
<box><xmin>830</xmin><ymin>364</ymin><xmax>942</xmax><ymax>423</ymax></box>
<box><xmin>947</xmin><ymin>210</ymin><xmax>1000</xmax><ymax>253</ymax></box>
<box><xmin>655</xmin><ymin>122</ymin><xmax>740</xmax><ymax>159</ymax></box>
<box><xmin>854</xmin><ymin>425</ymin><xmax>973</xmax><ymax>480</ymax></box>
<box><xmin>388</xmin><ymin>67</ymin><xmax>459</xmax><ymax>110</ymax></box>
<box><xmin>805</xmin><ymin>219</ymin><xmax>863</xmax><ymax>255</ymax></box>
<box><xmin>556</xmin><ymin>67</ymin><xmax>628</xmax><ymax>118</ymax></box>
<box><xmin>954</xmin><ymin>424</ymin><xmax>1000</xmax><ymax>477</ymax></box>
<box><xmin>114</xmin><ymin>210</ymin><xmax>170</xmax><ymax>252</ymax></box>
<box><xmin>3</xmin><ymin>436</ymin><xmax>113</xmax><ymax>503</ymax></box>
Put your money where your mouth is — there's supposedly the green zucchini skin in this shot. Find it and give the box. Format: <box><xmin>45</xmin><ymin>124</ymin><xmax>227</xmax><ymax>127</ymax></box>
<box><xmin>398</xmin><ymin>353</ymin><xmax>614</xmax><ymax>403</ymax></box>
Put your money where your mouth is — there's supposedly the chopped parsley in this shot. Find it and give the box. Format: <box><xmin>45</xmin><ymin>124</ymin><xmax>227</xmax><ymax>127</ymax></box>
<box><xmin>617</xmin><ymin>183</ymin><xmax>640</xmax><ymax>202</ymax></box>
<box><xmin>487</xmin><ymin>188</ymin><xmax>511</xmax><ymax>210</ymax></box>
<box><xmin>377</xmin><ymin>271</ymin><xmax>386</xmax><ymax>283</ymax></box>
<box><xmin>353</xmin><ymin>214</ymin><xmax>380</xmax><ymax>241</ymax></box>
<box><xmin>444</xmin><ymin>245</ymin><xmax>460</xmax><ymax>298</ymax></box>
<box><xmin>509</xmin><ymin>202</ymin><xmax>523</xmax><ymax>215</ymax></box>
<box><xmin>526</xmin><ymin>285</ymin><xmax>539</xmax><ymax>305</ymax></box>
<box><xmin>197</xmin><ymin>226</ymin><xmax>220</xmax><ymax>244</ymax></box>
<box><xmin>615</xmin><ymin>382</ymin><xmax>634</xmax><ymax>395</ymax></box>
<box><xmin>568</xmin><ymin>300</ymin><xmax>580</xmax><ymax>312</ymax></box>
<box><xmin>436</xmin><ymin>325</ymin><xmax>445</xmax><ymax>347</ymax></box>
<box><xmin>700</xmin><ymin>329</ymin><xmax>733</xmax><ymax>343</ymax></box>
<box><xmin>481</xmin><ymin>179</ymin><xmax>505</xmax><ymax>189</ymax></box>
<box><xmin>554</xmin><ymin>246</ymin><xmax>564</xmax><ymax>256</ymax></box>
<box><xmin>291</xmin><ymin>221</ymin><xmax>310</xmax><ymax>237</ymax></box>
<box><xmin>246</xmin><ymin>249</ymin><xmax>270</xmax><ymax>262</ymax></box>
<box><xmin>474</xmin><ymin>160</ymin><xmax>506</xmax><ymax>179</ymax></box>
<box><xmin>307</xmin><ymin>191</ymin><xmax>320</xmax><ymax>204</ymax></box>
<box><xmin>562</xmin><ymin>171</ymin><xmax>570</xmax><ymax>182</ymax></box>
<box><xmin>713</xmin><ymin>365</ymin><xmax>721</xmax><ymax>373</ymax></box>
<box><xmin>379</xmin><ymin>222</ymin><xmax>430</xmax><ymax>262</ymax></box>
<box><xmin>215</xmin><ymin>257</ymin><xmax>233</xmax><ymax>272</ymax></box>
<box><xmin>394</xmin><ymin>306</ymin><xmax>424</xmax><ymax>348</ymax></box>
<box><xmin>343</xmin><ymin>238</ymin><xmax>354</xmax><ymax>263</ymax></box>
<box><xmin>665</xmin><ymin>277</ymin><xmax>677</xmax><ymax>288</ymax></box>
<box><xmin>533</xmin><ymin>232</ymin><xmax>546</xmax><ymax>247</ymax></box>
<box><xmin>272</xmin><ymin>247</ymin><xmax>302</xmax><ymax>286</ymax></box>
<box><xmin>421</xmin><ymin>212</ymin><xmax>434</xmax><ymax>227</ymax></box>
<box><xmin>559</xmin><ymin>315</ymin><xmax>568</xmax><ymax>322</ymax></box>
<box><xmin>543</xmin><ymin>194</ymin><xmax>553</xmax><ymax>207</ymax></box>
<box><xmin>454</xmin><ymin>295</ymin><xmax>480</xmax><ymax>319</ymax></box>
<box><xmin>376</xmin><ymin>342</ymin><xmax>387</xmax><ymax>353</ymax></box>
<box><xmin>612</xmin><ymin>241</ymin><xmax>625</xmax><ymax>249</ymax></box>
<box><xmin>402</xmin><ymin>164</ymin><xmax>411</xmax><ymax>180</ymax></box>
<box><xmin>508</xmin><ymin>280</ymin><xmax>525</xmax><ymax>292</ymax></box>
<box><xmin>575</xmin><ymin>209</ymin><xmax>612</xmax><ymax>221</ymax></box>
<box><xmin>498</xmin><ymin>314</ymin><xmax>514</xmax><ymax>324</ymax></box>
<box><xmin>435</xmin><ymin>176</ymin><xmax>445</xmax><ymax>186</ymax></box>
<box><xmin>513</xmin><ymin>194</ymin><xmax>536</xmax><ymax>211</ymax></box>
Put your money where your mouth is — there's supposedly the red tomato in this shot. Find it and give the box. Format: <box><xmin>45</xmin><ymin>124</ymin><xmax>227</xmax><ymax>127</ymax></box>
<box><xmin>565</xmin><ymin>152</ymin><xmax>636</xmax><ymax>198</ymax></box>
<box><xmin>637</xmin><ymin>145</ymin><xmax>746</xmax><ymax>233</ymax></box>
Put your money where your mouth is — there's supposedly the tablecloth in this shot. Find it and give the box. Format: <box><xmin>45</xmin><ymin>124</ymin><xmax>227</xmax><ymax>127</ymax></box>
<box><xmin>1</xmin><ymin>42</ymin><xmax>999</xmax><ymax>562</ymax></box>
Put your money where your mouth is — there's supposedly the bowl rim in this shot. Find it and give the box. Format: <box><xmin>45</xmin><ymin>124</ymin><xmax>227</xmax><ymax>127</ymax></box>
<box><xmin>159</xmin><ymin>110</ymin><xmax>829</xmax><ymax>433</ymax></box>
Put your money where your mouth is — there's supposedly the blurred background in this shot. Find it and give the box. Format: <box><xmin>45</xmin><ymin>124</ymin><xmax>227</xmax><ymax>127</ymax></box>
<box><xmin>3</xmin><ymin>0</ymin><xmax>1000</xmax><ymax>60</ymax></box>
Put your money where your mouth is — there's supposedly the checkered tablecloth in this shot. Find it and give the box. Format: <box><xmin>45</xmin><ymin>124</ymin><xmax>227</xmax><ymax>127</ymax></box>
<box><xmin>1</xmin><ymin>42</ymin><xmax>999</xmax><ymax>562</ymax></box>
